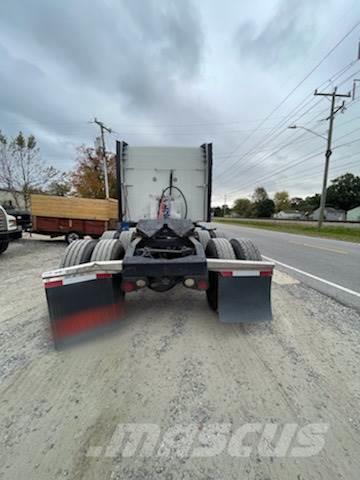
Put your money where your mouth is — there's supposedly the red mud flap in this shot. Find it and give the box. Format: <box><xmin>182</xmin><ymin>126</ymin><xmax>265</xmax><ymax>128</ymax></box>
<box><xmin>218</xmin><ymin>270</ymin><xmax>272</xmax><ymax>323</ymax></box>
<box><xmin>44</xmin><ymin>273</ymin><xmax>125</xmax><ymax>348</ymax></box>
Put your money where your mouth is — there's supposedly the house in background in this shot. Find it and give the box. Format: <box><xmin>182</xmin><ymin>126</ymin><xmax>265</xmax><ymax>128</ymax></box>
<box><xmin>273</xmin><ymin>210</ymin><xmax>304</xmax><ymax>220</ymax></box>
<box><xmin>0</xmin><ymin>188</ymin><xmax>26</xmax><ymax>209</ymax></box>
<box><xmin>346</xmin><ymin>206</ymin><xmax>360</xmax><ymax>221</ymax></box>
<box><xmin>310</xmin><ymin>207</ymin><xmax>346</xmax><ymax>221</ymax></box>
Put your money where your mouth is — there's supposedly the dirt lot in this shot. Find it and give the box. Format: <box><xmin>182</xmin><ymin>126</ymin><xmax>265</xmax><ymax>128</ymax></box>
<box><xmin>1</xmin><ymin>237</ymin><xmax>360</xmax><ymax>479</ymax></box>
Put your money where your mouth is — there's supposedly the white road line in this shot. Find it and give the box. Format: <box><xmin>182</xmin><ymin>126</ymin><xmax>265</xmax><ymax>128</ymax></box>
<box><xmin>263</xmin><ymin>255</ymin><xmax>360</xmax><ymax>298</ymax></box>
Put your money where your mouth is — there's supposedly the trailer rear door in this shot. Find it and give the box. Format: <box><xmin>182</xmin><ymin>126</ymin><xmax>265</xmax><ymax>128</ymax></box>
<box><xmin>120</xmin><ymin>145</ymin><xmax>212</xmax><ymax>222</ymax></box>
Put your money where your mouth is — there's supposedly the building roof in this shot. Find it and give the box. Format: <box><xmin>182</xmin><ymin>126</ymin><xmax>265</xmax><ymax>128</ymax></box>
<box><xmin>347</xmin><ymin>205</ymin><xmax>360</xmax><ymax>213</ymax></box>
<box><xmin>313</xmin><ymin>206</ymin><xmax>345</xmax><ymax>213</ymax></box>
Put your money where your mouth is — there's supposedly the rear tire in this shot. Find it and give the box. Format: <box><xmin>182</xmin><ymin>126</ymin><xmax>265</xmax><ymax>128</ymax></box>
<box><xmin>90</xmin><ymin>239</ymin><xmax>125</xmax><ymax>261</ymax></box>
<box><xmin>101</xmin><ymin>230</ymin><xmax>120</xmax><ymax>240</ymax></box>
<box><xmin>0</xmin><ymin>240</ymin><xmax>9</xmax><ymax>254</ymax></box>
<box><xmin>212</xmin><ymin>229</ymin><xmax>228</xmax><ymax>239</ymax></box>
<box><xmin>205</xmin><ymin>237</ymin><xmax>236</xmax><ymax>260</ymax></box>
<box><xmin>60</xmin><ymin>239</ymin><xmax>97</xmax><ymax>268</ymax></box>
<box><xmin>195</xmin><ymin>229</ymin><xmax>211</xmax><ymax>250</ymax></box>
<box><xmin>205</xmin><ymin>238</ymin><xmax>235</xmax><ymax>311</ymax></box>
<box><xmin>230</xmin><ymin>238</ymin><xmax>262</xmax><ymax>260</ymax></box>
<box><xmin>119</xmin><ymin>231</ymin><xmax>133</xmax><ymax>251</ymax></box>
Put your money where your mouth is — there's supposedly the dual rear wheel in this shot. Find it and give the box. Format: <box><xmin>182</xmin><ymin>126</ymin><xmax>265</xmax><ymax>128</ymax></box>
<box><xmin>60</xmin><ymin>238</ymin><xmax>125</xmax><ymax>268</ymax></box>
<box><xmin>205</xmin><ymin>237</ymin><xmax>262</xmax><ymax>311</ymax></box>
<box><xmin>59</xmin><ymin>233</ymin><xmax>262</xmax><ymax>312</ymax></box>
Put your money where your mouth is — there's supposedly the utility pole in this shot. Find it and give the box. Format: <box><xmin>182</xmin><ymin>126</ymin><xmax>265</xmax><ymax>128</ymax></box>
<box><xmin>223</xmin><ymin>195</ymin><xmax>227</xmax><ymax>218</ymax></box>
<box><xmin>93</xmin><ymin>118</ymin><xmax>112</xmax><ymax>199</ymax></box>
<box><xmin>314</xmin><ymin>87</ymin><xmax>351</xmax><ymax>228</ymax></box>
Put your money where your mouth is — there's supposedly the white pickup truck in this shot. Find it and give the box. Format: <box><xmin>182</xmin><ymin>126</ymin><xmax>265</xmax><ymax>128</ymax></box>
<box><xmin>0</xmin><ymin>205</ymin><xmax>22</xmax><ymax>254</ymax></box>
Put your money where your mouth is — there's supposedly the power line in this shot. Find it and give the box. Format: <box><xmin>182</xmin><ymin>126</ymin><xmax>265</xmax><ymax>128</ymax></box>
<box><xmin>214</xmin><ymin>25</ymin><xmax>360</xmax><ymax>178</ymax></box>
<box><xmin>217</xmin><ymin>66</ymin><xmax>360</xmax><ymax>187</ymax></box>
<box><xmin>223</xmin><ymin>131</ymin><xmax>360</xmax><ymax>197</ymax></box>
<box><xmin>216</xmin><ymin>56</ymin><xmax>360</xmax><ymax>181</ymax></box>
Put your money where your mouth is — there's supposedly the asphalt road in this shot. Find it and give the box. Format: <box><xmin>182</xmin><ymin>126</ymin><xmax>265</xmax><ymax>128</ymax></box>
<box><xmin>214</xmin><ymin>223</ymin><xmax>360</xmax><ymax>310</ymax></box>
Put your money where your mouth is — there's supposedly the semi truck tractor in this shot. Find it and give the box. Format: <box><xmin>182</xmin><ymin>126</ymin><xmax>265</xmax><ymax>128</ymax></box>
<box><xmin>42</xmin><ymin>142</ymin><xmax>274</xmax><ymax>348</ymax></box>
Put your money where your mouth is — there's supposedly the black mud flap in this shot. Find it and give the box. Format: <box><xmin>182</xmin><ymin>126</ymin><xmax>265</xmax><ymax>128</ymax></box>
<box><xmin>44</xmin><ymin>273</ymin><xmax>125</xmax><ymax>349</ymax></box>
<box><xmin>218</xmin><ymin>274</ymin><xmax>272</xmax><ymax>323</ymax></box>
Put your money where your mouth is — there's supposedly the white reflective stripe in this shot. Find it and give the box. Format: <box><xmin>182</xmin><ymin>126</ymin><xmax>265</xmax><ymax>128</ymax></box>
<box><xmin>232</xmin><ymin>270</ymin><xmax>260</xmax><ymax>277</ymax></box>
<box><xmin>63</xmin><ymin>273</ymin><xmax>97</xmax><ymax>285</ymax></box>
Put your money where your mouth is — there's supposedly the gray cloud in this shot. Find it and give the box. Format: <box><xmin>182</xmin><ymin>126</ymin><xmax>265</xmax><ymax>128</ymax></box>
<box><xmin>0</xmin><ymin>0</ymin><xmax>359</xmax><ymax>202</ymax></box>
<box><xmin>0</xmin><ymin>0</ymin><xmax>203</xmax><ymax>110</ymax></box>
<box><xmin>233</xmin><ymin>0</ymin><xmax>320</xmax><ymax>67</ymax></box>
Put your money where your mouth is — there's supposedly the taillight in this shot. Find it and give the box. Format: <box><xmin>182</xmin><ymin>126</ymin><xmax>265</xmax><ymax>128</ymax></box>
<box><xmin>121</xmin><ymin>281</ymin><xmax>136</xmax><ymax>292</ymax></box>
<box><xmin>260</xmin><ymin>271</ymin><xmax>272</xmax><ymax>277</ymax></box>
<box><xmin>196</xmin><ymin>279</ymin><xmax>208</xmax><ymax>290</ymax></box>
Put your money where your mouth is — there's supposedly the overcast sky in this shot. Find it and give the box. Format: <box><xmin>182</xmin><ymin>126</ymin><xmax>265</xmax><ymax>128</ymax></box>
<box><xmin>1</xmin><ymin>0</ymin><xmax>360</xmax><ymax>205</ymax></box>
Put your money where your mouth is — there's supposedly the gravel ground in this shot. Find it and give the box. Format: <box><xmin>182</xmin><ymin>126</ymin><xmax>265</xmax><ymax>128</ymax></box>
<box><xmin>0</xmin><ymin>237</ymin><xmax>360</xmax><ymax>479</ymax></box>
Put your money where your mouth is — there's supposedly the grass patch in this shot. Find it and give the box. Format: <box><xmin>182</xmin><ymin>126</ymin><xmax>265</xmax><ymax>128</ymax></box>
<box><xmin>215</xmin><ymin>218</ymin><xmax>360</xmax><ymax>243</ymax></box>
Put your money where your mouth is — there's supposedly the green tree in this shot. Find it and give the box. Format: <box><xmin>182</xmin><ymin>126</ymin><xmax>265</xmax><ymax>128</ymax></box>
<box><xmin>298</xmin><ymin>194</ymin><xmax>321</xmax><ymax>214</ymax></box>
<box><xmin>0</xmin><ymin>131</ymin><xmax>61</xmax><ymax>209</ymax></box>
<box><xmin>233</xmin><ymin>198</ymin><xmax>253</xmax><ymax>217</ymax></box>
<box><xmin>252</xmin><ymin>186</ymin><xmax>268</xmax><ymax>203</ymax></box>
<box><xmin>255</xmin><ymin>199</ymin><xmax>275</xmax><ymax>218</ymax></box>
<box><xmin>212</xmin><ymin>206</ymin><xmax>223</xmax><ymax>217</ymax></box>
<box><xmin>274</xmin><ymin>191</ymin><xmax>290</xmax><ymax>212</ymax></box>
<box><xmin>221</xmin><ymin>204</ymin><xmax>231</xmax><ymax>216</ymax></box>
<box><xmin>326</xmin><ymin>173</ymin><xmax>360</xmax><ymax>211</ymax></box>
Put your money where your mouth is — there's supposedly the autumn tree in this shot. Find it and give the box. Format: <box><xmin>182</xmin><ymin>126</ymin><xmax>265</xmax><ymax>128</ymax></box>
<box><xmin>0</xmin><ymin>131</ymin><xmax>61</xmax><ymax>209</ymax></box>
<box><xmin>70</xmin><ymin>145</ymin><xmax>116</xmax><ymax>198</ymax></box>
<box><xmin>274</xmin><ymin>191</ymin><xmax>290</xmax><ymax>212</ymax></box>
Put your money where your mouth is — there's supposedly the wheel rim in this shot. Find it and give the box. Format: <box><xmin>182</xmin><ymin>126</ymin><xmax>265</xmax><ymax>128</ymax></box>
<box><xmin>68</xmin><ymin>232</ymin><xmax>80</xmax><ymax>243</ymax></box>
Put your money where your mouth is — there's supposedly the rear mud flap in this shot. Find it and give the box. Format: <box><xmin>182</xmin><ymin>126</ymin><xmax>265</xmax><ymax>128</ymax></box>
<box><xmin>44</xmin><ymin>274</ymin><xmax>125</xmax><ymax>348</ymax></box>
<box><xmin>218</xmin><ymin>275</ymin><xmax>272</xmax><ymax>323</ymax></box>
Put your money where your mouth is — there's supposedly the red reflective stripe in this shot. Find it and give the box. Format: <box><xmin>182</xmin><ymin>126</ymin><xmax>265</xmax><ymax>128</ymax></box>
<box><xmin>45</xmin><ymin>280</ymin><xmax>63</xmax><ymax>289</ymax></box>
<box><xmin>220</xmin><ymin>271</ymin><xmax>233</xmax><ymax>277</ymax></box>
<box><xmin>53</xmin><ymin>303</ymin><xmax>124</xmax><ymax>340</ymax></box>
<box><xmin>96</xmin><ymin>273</ymin><xmax>112</xmax><ymax>279</ymax></box>
<box><xmin>260</xmin><ymin>270</ymin><xmax>272</xmax><ymax>277</ymax></box>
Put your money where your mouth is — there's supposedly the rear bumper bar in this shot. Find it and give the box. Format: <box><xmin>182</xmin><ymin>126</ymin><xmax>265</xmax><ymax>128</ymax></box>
<box><xmin>43</xmin><ymin>259</ymin><xmax>275</xmax><ymax>348</ymax></box>
<box><xmin>42</xmin><ymin>258</ymin><xmax>274</xmax><ymax>280</ymax></box>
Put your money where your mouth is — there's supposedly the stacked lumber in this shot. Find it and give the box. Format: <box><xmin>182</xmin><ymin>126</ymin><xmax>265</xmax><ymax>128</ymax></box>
<box><xmin>31</xmin><ymin>194</ymin><xmax>118</xmax><ymax>221</ymax></box>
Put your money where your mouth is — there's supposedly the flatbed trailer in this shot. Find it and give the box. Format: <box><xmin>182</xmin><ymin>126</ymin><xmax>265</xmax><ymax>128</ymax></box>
<box><xmin>31</xmin><ymin>194</ymin><xmax>118</xmax><ymax>243</ymax></box>
<box><xmin>42</xmin><ymin>142</ymin><xmax>274</xmax><ymax>348</ymax></box>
